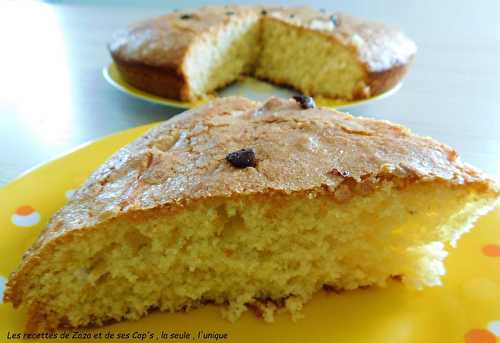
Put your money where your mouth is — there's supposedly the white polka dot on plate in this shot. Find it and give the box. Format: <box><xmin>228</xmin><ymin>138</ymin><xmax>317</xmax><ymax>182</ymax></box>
<box><xmin>65</xmin><ymin>189</ymin><xmax>76</xmax><ymax>200</ymax></box>
<box><xmin>487</xmin><ymin>320</ymin><xmax>500</xmax><ymax>336</ymax></box>
<box><xmin>0</xmin><ymin>276</ymin><xmax>6</xmax><ymax>304</ymax></box>
<box><xmin>11</xmin><ymin>205</ymin><xmax>40</xmax><ymax>227</ymax></box>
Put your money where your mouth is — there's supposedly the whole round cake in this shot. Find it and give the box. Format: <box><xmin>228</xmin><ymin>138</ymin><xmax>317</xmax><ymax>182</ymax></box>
<box><xmin>109</xmin><ymin>6</ymin><xmax>417</xmax><ymax>101</ymax></box>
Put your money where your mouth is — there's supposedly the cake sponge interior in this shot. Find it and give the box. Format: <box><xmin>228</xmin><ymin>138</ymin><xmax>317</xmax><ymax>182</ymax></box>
<box><xmin>14</xmin><ymin>180</ymin><xmax>496</xmax><ymax>329</ymax></box>
<box><xmin>183</xmin><ymin>13</ymin><xmax>260</xmax><ymax>98</ymax></box>
<box><xmin>182</xmin><ymin>12</ymin><xmax>367</xmax><ymax>100</ymax></box>
<box><xmin>256</xmin><ymin>17</ymin><xmax>366</xmax><ymax>100</ymax></box>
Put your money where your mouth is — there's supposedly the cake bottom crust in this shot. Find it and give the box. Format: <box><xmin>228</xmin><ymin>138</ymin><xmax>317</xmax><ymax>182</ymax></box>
<box><xmin>113</xmin><ymin>60</ymin><xmax>188</xmax><ymax>100</ymax></box>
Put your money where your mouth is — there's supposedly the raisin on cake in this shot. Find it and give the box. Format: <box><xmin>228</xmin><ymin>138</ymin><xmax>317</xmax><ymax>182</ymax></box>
<box><xmin>4</xmin><ymin>97</ymin><xmax>498</xmax><ymax>330</ymax></box>
<box><xmin>109</xmin><ymin>6</ymin><xmax>416</xmax><ymax>101</ymax></box>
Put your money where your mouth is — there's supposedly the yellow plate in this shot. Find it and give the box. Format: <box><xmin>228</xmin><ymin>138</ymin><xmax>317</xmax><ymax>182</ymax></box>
<box><xmin>1</xmin><ymin>124</ymin><xmax>500</xmax><ymax>343</ymax></box>
<box><xmin>103</xmin><ymin>63</ymin><xmax>403</xmax><ymax>110</ymax></box>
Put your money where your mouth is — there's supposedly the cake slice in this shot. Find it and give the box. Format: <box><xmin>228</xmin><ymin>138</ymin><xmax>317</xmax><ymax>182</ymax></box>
<box><xmin>4</xmin><ymin>96</ymin><xmax>498</xmax><ymax>330</ymax></box>
<box><xmin>109</xmin><ymin>5</ymin><xmax>416</xmax><ymax>101</ymax></box>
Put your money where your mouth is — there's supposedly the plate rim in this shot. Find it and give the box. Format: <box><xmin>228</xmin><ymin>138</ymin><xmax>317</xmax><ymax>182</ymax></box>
<box><xmin>0</xmin><ymin>123</ymin><xmax>158</xmax><ymax>191</ymax></box>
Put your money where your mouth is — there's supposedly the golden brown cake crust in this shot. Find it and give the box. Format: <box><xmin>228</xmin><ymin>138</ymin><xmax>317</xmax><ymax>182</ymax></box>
<box><xmin>108</xmin><ymin>5</ymin><xmax>417</xmax><ymax>101</ymax></box>
<box><xmin>109</xmin><ymin>5</ymin><xmax>259</xmax><ymax>101</ymax></box>
<box><xmin>114</xmin><ymin>59</ymin><xmax>186</xmax><ymax>99</ymax></box>
<box><xmin>5</xmin><ymin>97</ymin><xmax>499</xmax><ymax>323</ymax></box>
<box><xmin>109</xmin><ymin>6</ymin><xmax>258</xmax><ymax>70</ymax></box>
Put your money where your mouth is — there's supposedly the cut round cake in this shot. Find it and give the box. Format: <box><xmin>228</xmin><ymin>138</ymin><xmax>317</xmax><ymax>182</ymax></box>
<box><xmin>4</xmin><ymin>96</ymin><xmax>499</xmax><ymax>330</ymax></box>
<box><xmin>109</xmin><ymin>6</ymin><xmax>417</xmax><ymax>101</ymax></box>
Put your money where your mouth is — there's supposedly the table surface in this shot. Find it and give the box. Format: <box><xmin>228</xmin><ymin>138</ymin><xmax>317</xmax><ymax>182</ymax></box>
<box><xmin>1</xmin><ymin>0</ymin><xmax>499</xmax><ymax>185</ymax></box>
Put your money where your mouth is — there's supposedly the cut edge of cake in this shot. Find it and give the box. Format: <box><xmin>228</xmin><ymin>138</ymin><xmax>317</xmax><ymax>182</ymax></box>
<box><xmin>109</xmin><ymin>6</ymin><xmax>417</xmax><ymax>101</ymax></box>
<box><xmin>4</xmin><ymin>96</ymin><xmax>498</xmax><ymax>330</ymax></box>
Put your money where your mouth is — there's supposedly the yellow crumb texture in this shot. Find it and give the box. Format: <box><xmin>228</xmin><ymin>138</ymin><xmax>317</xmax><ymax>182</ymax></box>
<box><xmin>183</xmin><ymin>15</ymin><xmax>365</xmax><ymax>100</ymax></box>
<box><xmin>256</xmin><ymin>17</ymin><xmax>365</xmax><ymax>99</ymax></box>
<box><xmin>184</xmin><ymin>13</ymin><xmax>261</xmax><ymax>98</ymax></box>
<box><xmin>21</xmin><ymin>181</ymin><xmax>496</xmax><ymax>328</ymax></box>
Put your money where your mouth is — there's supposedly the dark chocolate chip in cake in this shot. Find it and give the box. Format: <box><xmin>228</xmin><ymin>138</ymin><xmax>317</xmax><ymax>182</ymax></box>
<box><xmin>329</xmin><ymin>168</ymin><xmax>351</xmax><ymax>178</ymax></box>
<box><xmin>293</xmin><ymin>95</ymin><xmax>316</xmax><ymax>109</ymax></box>
<box><xmin>341</xmin><ymin>170</ymin><xmax>351</xmax><ymax>177</ymax></box>
<box><xmin>180</xmin><ymin>14</ymin><xmax>192</xmax><ymax>20</ymax></box>
<box><xmin>226</xmin><ymin>11</ymin><xmax>235</xmax><ymax>16</ymax></box>
<box><xmin>289</xmin><ymin>13</ymin><xmax>295</xmax><ymax>18</ymax></box>
<box><xmin>226</xmin><ymin>148</ymin><xmax>257</xmax><ymax>168</ymax></box>
<box><xmin>261</xmin><ymin>9</ymin><xmax>267</xmax><ymax>15</ymax></box>
<box><xmin>323</xmin><ymin>284</ymin><xmax>343</xmax><ymax>293</ymax></box>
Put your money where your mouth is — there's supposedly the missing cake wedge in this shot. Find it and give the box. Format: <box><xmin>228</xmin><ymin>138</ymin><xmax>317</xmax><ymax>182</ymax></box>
<box><xmin>4</xmin><ymin>96</ymin><xmax>499</xmax><ymax>330</ymax></box>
